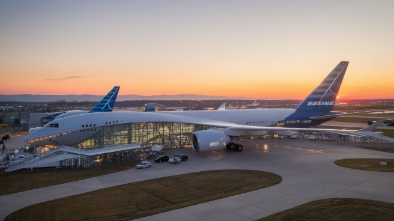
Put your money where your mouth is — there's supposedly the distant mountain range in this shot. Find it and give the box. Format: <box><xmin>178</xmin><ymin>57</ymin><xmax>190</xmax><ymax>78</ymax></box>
<box><xmin>0</xmin><ymin>94</ymin><xmax>250</xmax><ymax>102</ymax></box>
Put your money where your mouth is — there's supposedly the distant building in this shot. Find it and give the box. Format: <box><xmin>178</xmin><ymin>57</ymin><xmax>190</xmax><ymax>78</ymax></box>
<box><xmin>140</xmin><ymin>103</ymin><xmax>168</xmax><ymax>112</ymax></box>
<box><xmin>376</xmin><ymin>100</ymin><xmax>394</xmax><ymax>107</ymax></box>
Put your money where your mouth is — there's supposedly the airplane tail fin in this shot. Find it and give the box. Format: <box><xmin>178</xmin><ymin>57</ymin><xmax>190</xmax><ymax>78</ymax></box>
<box><xmin>285</xmin><ymin>61</ymin><xmax>348</xmax><ymax>121</ymax></box>
<box><xmin>297</xmin><ymin>61</ymin><xmax>348</xmax><ymax>112</ymax></box>
<box><xmin>218</xmin><ymin>103</ymin><xmax>226</xmax><ymax>110</ymax></box>
<box><xmin>89</xmin><ymin>86</ymin><xmax>120</xmax><ymax>113</ymax></box>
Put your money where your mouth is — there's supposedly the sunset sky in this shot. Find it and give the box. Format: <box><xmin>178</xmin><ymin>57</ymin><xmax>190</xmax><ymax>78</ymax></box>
<box><xmin>1</xmin><ymin>0</ymin><xmax>393</xmax><ymax>99</ymax></box>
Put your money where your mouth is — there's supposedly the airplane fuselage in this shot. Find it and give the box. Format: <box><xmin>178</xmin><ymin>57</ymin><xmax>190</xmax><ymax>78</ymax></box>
<box><xmin>24</xmin><ymin>109</ymin><xmax>296</xmax><ymax>146</ymax></box>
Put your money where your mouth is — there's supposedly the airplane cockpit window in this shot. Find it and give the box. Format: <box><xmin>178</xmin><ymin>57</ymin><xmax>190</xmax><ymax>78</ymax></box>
<box><xmin>47</xmin><ymin>123</ymin><xmax>59</xmax><ymax>128</ymax></box>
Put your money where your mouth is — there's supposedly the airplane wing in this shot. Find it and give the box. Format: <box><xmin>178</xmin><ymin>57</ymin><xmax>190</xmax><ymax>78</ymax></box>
<box><xmin>231</xmin><ymin>119</ymin><xmax>394</xmax><ymax>142</ymax></box>
<box><xmin>194</xmin><ymin>118</ymin><xmax>394</xmax><ymax>146</ymax></box>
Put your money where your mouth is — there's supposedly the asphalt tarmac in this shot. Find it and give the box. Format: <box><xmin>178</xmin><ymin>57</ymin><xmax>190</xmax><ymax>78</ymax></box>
<box><xmin>0</xmin><ymin>132</ymin><xmax>29</xmax><ymax>152</ymax></box>
<box><xmin>1</xmin><ymin>138</ymin><xmax>394</xmax><ymax>221</ymax></box>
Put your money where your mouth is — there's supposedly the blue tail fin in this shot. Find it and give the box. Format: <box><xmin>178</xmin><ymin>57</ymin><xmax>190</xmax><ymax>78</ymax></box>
<box><xmin>286</xmin><ymin>61</ymin><xmax>348</xmax><ymax>121</ymax></box>
<box><xmin>89</xmin><ymin>86</ymin><xmax>120</xmax><ymax>113</ymax></box>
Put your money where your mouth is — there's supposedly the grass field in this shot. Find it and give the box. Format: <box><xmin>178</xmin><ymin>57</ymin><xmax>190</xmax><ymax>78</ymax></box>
<box><xmin>355</xmin><ymin>146</ymin><xmax>394</xmax><ymax>153</ymax></box>
<box><xmin>375</xmin><ymin>129</ymin><xmax>394</xmax><ymax>137</ymax></box>
<box><xmin>331</xmin><ymin>116</ymin><xmax>379</xmax><ymax>123</ymax></box>
<box><xmin>259</xmin><ymin>198</ymin><xmax>394</xmax><ymax>221</ymax></box>
<box><xmin>6</xmin><ymin>170</ymin><xmax>282</xmax><ymax>221</ymax></box>
<box><xmin>335</xmin><ymin>158</ymin><xmax>394</xmax><ymax>172</ymax></box>
<box><xmin>0</xmin><ymin>163</ymin><xmax>137</xmax><ymax>196</ymax></box>
<box><xmin>315</xmin><ymin>126</ymin><xmax>394</xmax><ymax>138</ymax></box>
<box><xmin>316</xmin><ymin>109</ymin><xmax>392</xmax><ymax>121</ymax></box>
<box><xmin>332</xmin><ymin>115</ymin><xmax>394</xmax><ymax>123</ymax></box>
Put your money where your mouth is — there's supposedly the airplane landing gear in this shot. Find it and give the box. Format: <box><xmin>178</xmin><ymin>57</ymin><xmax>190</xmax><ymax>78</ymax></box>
<box><xmin>226</xmin><ymin>142</ymin><xmax>243</xmax><ymax>151</ymax></box>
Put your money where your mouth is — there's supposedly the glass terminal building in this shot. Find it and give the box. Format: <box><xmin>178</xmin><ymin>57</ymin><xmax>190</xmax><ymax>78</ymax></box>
<box><xmin>78</xmin><ymin>122</ymin><xmax>211</xmax><ymax>149</ymax></box>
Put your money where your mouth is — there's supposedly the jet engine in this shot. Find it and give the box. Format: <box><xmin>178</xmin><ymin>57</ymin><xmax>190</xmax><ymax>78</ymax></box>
<box><xmin>192</xmin><ymin>130</ymin><xmax>229</xmax><ymax>152</ymax></box>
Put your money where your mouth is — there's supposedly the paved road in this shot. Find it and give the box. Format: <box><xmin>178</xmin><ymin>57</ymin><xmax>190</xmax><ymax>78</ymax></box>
<box><xmin>1</xmin><ymin>139</ymin><xmax>394</xmax><ymax>221</ymax></box>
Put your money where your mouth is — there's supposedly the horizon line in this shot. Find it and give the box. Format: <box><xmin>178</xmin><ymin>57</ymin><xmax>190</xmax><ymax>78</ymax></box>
<box><xmin>0</xmin><ymin>93</ymin><xmax>394</xmax><ymax>102</ymax></box>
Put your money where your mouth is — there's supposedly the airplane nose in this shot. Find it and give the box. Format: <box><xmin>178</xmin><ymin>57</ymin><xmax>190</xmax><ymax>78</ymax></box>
<box><xmin>23</xmin><ymin>134</ymin><xmax>31</xmax><ymax>143</ymax></box>
<box><xmin>23</xmin><ymin>131</ymin><xmax>38</xmax><ymax>143</ymax></box>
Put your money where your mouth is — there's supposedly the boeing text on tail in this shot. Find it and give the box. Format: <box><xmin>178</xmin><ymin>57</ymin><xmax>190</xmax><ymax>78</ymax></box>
<box><xmin>284</xmin><ymin>61</ymin><xmax>348</xmax><ymax>126</ymax></box>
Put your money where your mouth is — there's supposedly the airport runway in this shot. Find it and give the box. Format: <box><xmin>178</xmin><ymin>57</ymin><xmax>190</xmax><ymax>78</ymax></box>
<box><xmin>1</xmin><ymin>139</ymin><xmax>394</xmax><ymax>220</ymax></box>
<box><xmin>319</xmin><ymin>120</ymin><xmax>394</xmax><ymax>129</ymax></box>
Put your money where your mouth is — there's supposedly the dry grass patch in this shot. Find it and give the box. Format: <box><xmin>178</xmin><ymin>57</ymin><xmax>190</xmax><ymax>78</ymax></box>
<box><xmin>6</xmin><ymin>169</ymin><xmax>282</xmax><ymax>221</ymax></box>
<box><xmin>335</xmin><ymin>158</ymin><xmax>394</xmax><ymax>172</ymax></box>
<box><xmin>260</xmin><ymin>198</ymin><xmax>394</xmax><ymax>221</ymax></box>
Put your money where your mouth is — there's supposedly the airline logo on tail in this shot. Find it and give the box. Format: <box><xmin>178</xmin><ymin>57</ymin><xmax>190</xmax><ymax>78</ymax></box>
<box><xmin>89</xmin><ymin>86</ymin><xmax>120</xmax><ymax>113</ymax></box>
<box><xmin>285</xmin><ymin>61</ymin><xmax>349</xmax><ymax>121</ymax></box>
<box><xmin>296</xmin><ymin>61</ymin><xmax>348</xmax><ymax>111</ymax></box>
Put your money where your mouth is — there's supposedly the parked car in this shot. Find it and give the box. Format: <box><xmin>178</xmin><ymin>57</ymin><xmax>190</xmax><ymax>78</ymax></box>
<box><xmin>136</xmin><ymin>161</ymin><xmax>152</xmax><ymax>169</ymax></box>
<box><xmin>168</xmin><ymin>156</ymin><xmax>181</xmax><ymax>164</ymax></box>
<box><xmin>173</xmin><ymin>154</ymin><xmax>188</xmax><ymax>161</ymax></box>
<box><xmin>368</xmin><ymin>119</ymin><xmax>394</xmax><ymax>126</ymax></box>
<box><xmin>154</xmin><ymin>155</ymin><xmax>169</xmax><ymax>163</ymax></box>
<box><xmin>1</xmin><ymin>135</ymin><xmax>10</xmax><ymax>141</ymax></box>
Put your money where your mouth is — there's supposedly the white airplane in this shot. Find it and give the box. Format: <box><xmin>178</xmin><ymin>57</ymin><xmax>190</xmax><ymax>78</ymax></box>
<box><xmin>23</xmin><ymin>61</ymin><xmax>394</xmax><ymax>150</ymax></box>
<box><xmin>30</xmin><ymin>86</ymin><xmax>120</xmax><ymax>133</ymax></box>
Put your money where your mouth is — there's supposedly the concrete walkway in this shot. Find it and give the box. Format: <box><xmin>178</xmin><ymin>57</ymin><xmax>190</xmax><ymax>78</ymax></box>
<box><xmin>1</xmin><ymin>139</ymin><xmax>394</xmax><ymax>220</ymax></box>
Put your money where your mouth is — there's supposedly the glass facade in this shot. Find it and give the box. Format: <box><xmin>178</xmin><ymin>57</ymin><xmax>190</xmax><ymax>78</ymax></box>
<box><xmin>79</xmin><ymin>122</ymin><xmax>211</xmax><ymax>149</ymax></box>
